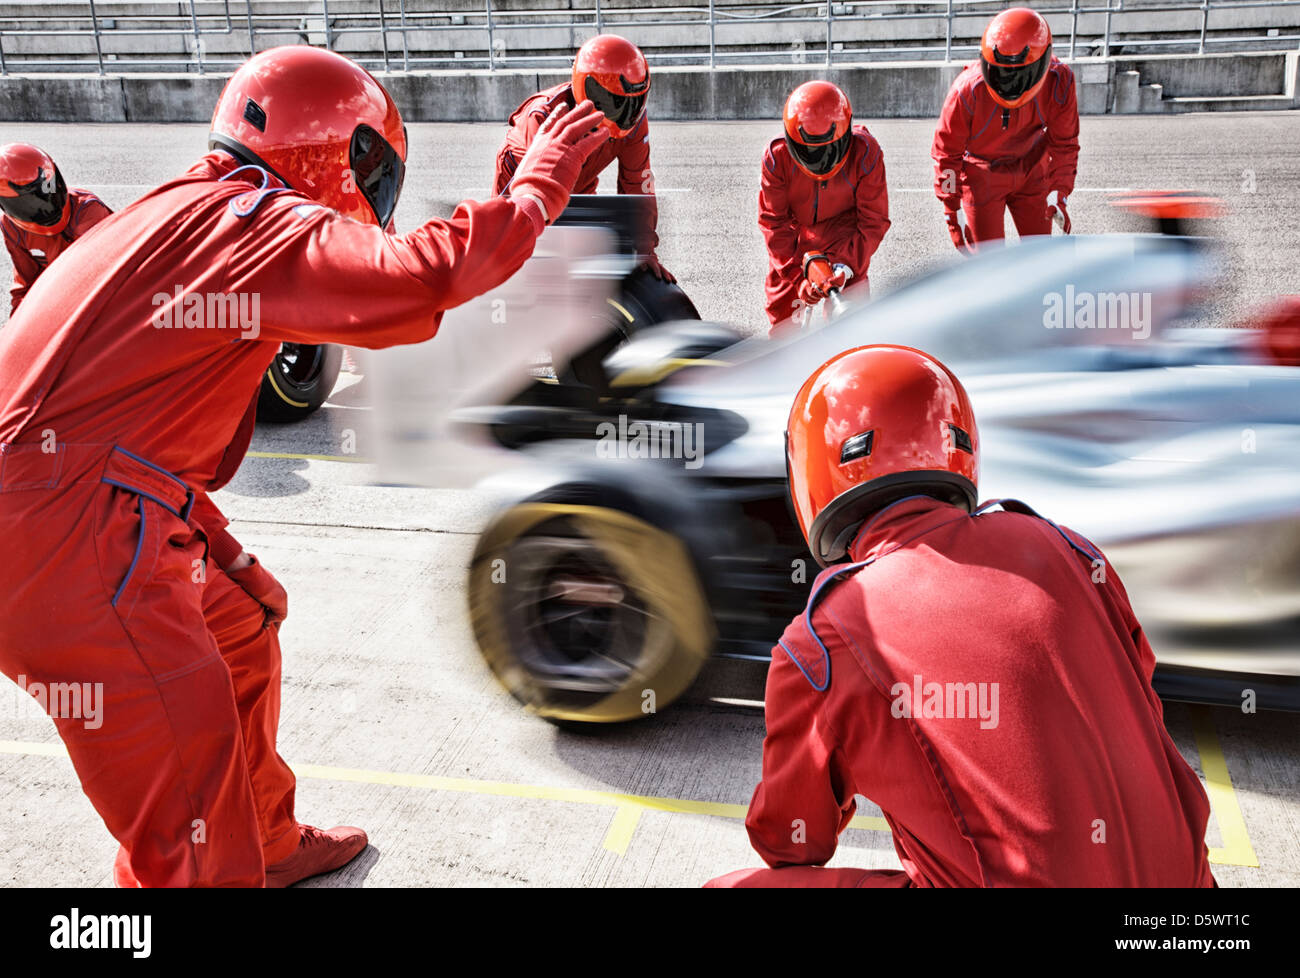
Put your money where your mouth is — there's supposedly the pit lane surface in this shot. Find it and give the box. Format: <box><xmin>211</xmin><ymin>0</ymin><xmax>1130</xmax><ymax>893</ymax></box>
<box><xmin>0</xmin><ymin>116</ymin><xmax>1297</xmax><ymax>887</ymax></box>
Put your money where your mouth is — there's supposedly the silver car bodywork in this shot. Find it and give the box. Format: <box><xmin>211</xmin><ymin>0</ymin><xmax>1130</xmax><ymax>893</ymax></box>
<box><xmin>664</xmin><ymin>233</ymin><xmax>1300</xmax><ymax>697</ymax></box>
<box><xmin>373</xmin><ymin>230</ymin><xmax>1300</xmax><ymax>707</ymax></box>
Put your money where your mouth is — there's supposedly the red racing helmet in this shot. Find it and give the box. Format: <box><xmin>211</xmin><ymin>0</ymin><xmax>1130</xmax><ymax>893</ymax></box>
<box><xmin>786</xmin><ymin>345</ymin><xmax>980</xmax><ymax>565</ymax></box>
<box><xmin>0</xmin><ymin>143</ymin><xmax>71</xmax><ymax>235</ymax></box>
<box><xmin>572</xmin><ymin>34</ymin><xmax>650</xmax><ymax>138</ymax></box>
<box><xmin>209</xmin><ymin>45</ymin><xmax>407</xmax><ymax>228</ymax></box>
<box><xmin>783</xmin><ymin>81</ymin><xmax>853</xmax><ymax>180</ymax></box>
<box><xmin>980</xmin><ymin>7</ymin><xmax>1053</xmax><ymax>109</ymax></box>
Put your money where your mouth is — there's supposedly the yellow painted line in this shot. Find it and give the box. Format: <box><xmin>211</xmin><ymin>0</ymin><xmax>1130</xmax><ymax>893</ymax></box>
<box><xmin>296</xmin><ymin>760</ymin><xmax>888</xmax><ymax>830</ymax></box>
<box><xmin>296</xmin><ymin>761</ymin><xmax>889</xmax><ymax>855</ymax></box>
<box><xmin>0</xmin><ymin>740</ymin><xmax>887</xmax><ymax>858</ymax></box>
<box><xmin>1191</xmin><ymin>707</ymin><xmax>1259</xmax><ymax>868</ymax></box>
<box><xmin>243</xmin><ymin>450</ymin><xmax>372</xmax><ymax>464</ymax></box>
<box><xmin>847</xmin><ymin>814</ymin><xmax>887</xmax><ymax>832</ymax></box>
<box><xmin>602</xmin><ymin>805</ymin><xmax>642</xmax><ymax>856</ymax></box>
<box><xmin>2</xmin><ymin>725</ymin><xmax>1253</xmax><ymax>867</ymax></box>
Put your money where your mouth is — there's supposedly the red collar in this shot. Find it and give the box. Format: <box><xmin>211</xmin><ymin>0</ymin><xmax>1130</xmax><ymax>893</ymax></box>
<box><xmin>846</xmin><ymin>496</ymin><xmax>969</xmax><ymax>562</ymax></box>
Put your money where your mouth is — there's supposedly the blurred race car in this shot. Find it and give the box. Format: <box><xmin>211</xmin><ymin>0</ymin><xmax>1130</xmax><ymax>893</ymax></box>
<box><xmin>260</xmin><ymin>195</ymin><xmax>696</xmax><ymax>423</ymax></box>
<box><xmin>370</xmin><ymin>205</ymin><xmax>1300</xmax><ymax>722</ymax></box>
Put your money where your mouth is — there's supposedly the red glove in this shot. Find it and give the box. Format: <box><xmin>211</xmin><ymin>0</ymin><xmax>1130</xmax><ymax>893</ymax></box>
<box><xmin>227</xmin><ymin>555</ymin><xmax>288</xmax><ymax>627</ymax></box>
<box><xmin>1046</xmin><ymin>190</ymin><xmax>1072</xmax><ymax>234</ymax></box>
<box><xmin>944</xmin><ymin>207</ymin><xmax>973</xmax><ymax>251</ymax></box>
<box><xmin>798</xmin><ymin>279</ymin><xmax>824</xmax><ymax>305</ymax></box>
<box><xmin>509</xmin><ymin>100</ymin><xmax>609</xmax><ymax>224</ymax></box>
<box><xmin>641</xmin><ymin>255</ymin><xmax>676</xmax><ymax>284</ymax></box>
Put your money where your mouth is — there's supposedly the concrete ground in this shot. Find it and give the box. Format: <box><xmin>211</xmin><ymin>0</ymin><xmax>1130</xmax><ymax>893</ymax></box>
<box><xmin>0</xmin><ymin>115</ymin><xmax>1297</xmax><ymax>887</ymax></box>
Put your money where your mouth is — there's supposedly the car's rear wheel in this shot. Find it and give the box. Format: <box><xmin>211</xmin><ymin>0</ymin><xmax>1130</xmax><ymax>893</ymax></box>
<box><xmin>468</xmin><ymin>501</ymin><xmax>714</xmax><ymax>723</ymax></box>
<box><xmin>605</xmin><ymin>265</ymin><xmax>700</xmax><ymax>342</ymax></box>
<box><xmin>562</xmin><ymin>267</ymin><xmax>701</xmax><ymax>393</ymax></box>
<box><xmin>257</xmin><ymin>343</ymin><xmax>342</xmax><ymax>422</ymax></box>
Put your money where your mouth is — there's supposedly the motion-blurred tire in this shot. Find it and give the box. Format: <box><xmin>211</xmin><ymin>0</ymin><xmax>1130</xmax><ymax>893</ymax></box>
<box><xmin>256</xmin><ymin>343</ymin><xmax>342</xmax><ymax>423</ymax></box>
<box><xmin>605</xmin><ymin>265</ymin><xmax>701</xmax><ymax>342</ymax></box>
<box><xmin>469</xmin><ymin>491</ymin><xmax>714</xmax><ymax>723</ymax></box>
<box><xmin>562</xmin><ymin>267</ymin><xmax>702</xmax><ymax>392</ymax></box>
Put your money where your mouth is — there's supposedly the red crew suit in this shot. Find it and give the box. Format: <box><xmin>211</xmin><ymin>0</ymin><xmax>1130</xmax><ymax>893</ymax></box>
<box><xmin>932</xmin><ymin>59</ymin><xmax>1079</xmax><ymax>244</ymax></box>
<box><xmin>187</xmin><ymin>393</ymin><xmax>299</xmax><ymax>875</ymax></box>
<box><xmin>0</xmin><ymin>150</ymin><xmax>549</xmax><ymax>886</ymax></box>
<box><xmin>759</xmin><ymin>126</ymin><xmax>890</xmax><ymax>331</ymax></box>
<box><xmin>2</xmin><ymin>188</ymin><xmax>112</xmax><ymax>315</ymax></box>
<box><xmin>709</xmin><ymin>496</ymin><xmax>1215</xmax><ymax>888</ymax></box>
<box><xmin>495</xmin><ymin>82</ymin><xmax>661</xmax><ymax>258</ymax></box>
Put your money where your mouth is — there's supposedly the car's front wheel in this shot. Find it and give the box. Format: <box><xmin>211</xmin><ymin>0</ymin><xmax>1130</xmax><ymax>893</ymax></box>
<box><xmin>468</xmin><ymin>498</ymin><xmax>714</xmax><ymax>723</ymax></box>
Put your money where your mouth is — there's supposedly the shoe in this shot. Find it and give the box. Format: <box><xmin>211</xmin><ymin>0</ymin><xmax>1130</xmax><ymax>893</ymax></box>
<box><xmin>264</xmin><ymin>823</ymin><xmax>368</xmax><ymax>888</ymax></box>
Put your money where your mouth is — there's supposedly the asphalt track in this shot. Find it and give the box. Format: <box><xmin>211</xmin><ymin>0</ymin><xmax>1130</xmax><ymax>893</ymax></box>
<box><xmin>0</xmin><ymin>114</ymin><xmax>1297</xmax><ymax>887</ymax></box>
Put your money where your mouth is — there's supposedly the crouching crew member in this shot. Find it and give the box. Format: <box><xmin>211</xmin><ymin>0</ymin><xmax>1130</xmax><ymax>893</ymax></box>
<box><xmin>932</xmin><ymin>7</ymin><xmax>1079</xmax><ymax>250</ymax></box>
<box><xmin>0</xmin><ymin>143</ymin><xmax>111</xmax><ymax>315</ymax></box>
<box><xmin>495</xmin><ymin>34</ymin><xmax>673</xmax><ymax>283</ymax></box>
<box><xmin>760</xmin><ymin>81</ymin><xmax>889</xmax><ymax>334</ymax></box>
<box><xmin>708</xmin><ymin>345</ymin><xmax>1215</xmax><ymax>887</ymax></box>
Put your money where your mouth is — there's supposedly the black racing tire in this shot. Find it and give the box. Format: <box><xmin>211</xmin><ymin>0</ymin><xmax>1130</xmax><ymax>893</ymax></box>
<box><xmin>468</xmin><ymin>485</ymin><xmax>715</xmax><ymax>724</ymax></box>
<box><xmin>564</xmin><ymin>267</ymin><xmax>702</xmax><ymax>393</ymax></box>
<box><xmin>256</xmin><ymin>343</ymin><xmax>343</xmax><ymax>423</ymax></box>
<box><xmin>605</xmin><ymin>265</ymin><xmax>701</xmax><ymax>342</ymax></box>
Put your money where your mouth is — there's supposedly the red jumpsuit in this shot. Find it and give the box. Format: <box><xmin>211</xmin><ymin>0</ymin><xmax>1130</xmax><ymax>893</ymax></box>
<box><xmin>495</xmin><ymin>82</ymin><xmax>661</xmax><ymax>259</ymax></box>
<box><xmin>932</xmin><ymin>59</ymin><xmax>1079</xmax><ymax>244</ymax></box>
<box><xmin>711</xmin><ymin>497</ymin><xmax>1215</xmax><ymax>888</ymax></box>
<box><xmin>2</xmin><ymin>188</ymin><xmax>112</xmax><ymax>314</ymax></box>
<box><xmin>759</xmin><ymin>126</ymin><xmax>890</xmax><ymax>331</ymax></box>
<box><xmin>0</xmin><ymin>151</ymin><xmax>548</xmax><ymax>886</ymax></box>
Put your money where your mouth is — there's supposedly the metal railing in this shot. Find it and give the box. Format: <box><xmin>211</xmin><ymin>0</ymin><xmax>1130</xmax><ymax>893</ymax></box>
<box><xmin>0</xmin><ymin>0</ymin><xmax>1296</xmax><ymax>76</ymax></box>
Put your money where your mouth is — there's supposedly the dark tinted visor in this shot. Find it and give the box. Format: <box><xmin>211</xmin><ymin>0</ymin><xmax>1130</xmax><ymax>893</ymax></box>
<box><xmin>785</xmin><ymin>130</ymin><xmax>851</xmax><ymax>177</ymax></box>
<box><xmin>583</xmin><ymin>77</ymin><xmax>646</xmax><ymax>134</ymax></box>
<box><xmin>350</xmin><ymin>124</ymin><xmax>406</xmax><ymax>228</ymax></box>
<box><xmin>0</xmin><ymin>169</ymin><xmax>67</xmax><ymax>227</ymax></box>
<box><xmin>981</xmin><ymin>51</ymin><xmax>1050</xmax><ymax>103</ymax></box>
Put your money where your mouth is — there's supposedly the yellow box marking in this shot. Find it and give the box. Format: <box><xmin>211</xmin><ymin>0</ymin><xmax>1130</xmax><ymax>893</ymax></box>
<box><xmin>0</xmin><ymin>740</ymin><xmax>887</xmax><ymax>858</ymax></box>
<box><xmin>1190</xmin><ymin>707</ymin><xmax>1259</xmax><ymax>868</ymax></box>
<box><xmin>0</xmin><ymin>718</ymin><xmax>1250</xmax><ymax>868</ymax></box>
<box><xmin>603</xmin><ymin>805</ymin><xmax>642</xmax><ymax>856</ymax></box>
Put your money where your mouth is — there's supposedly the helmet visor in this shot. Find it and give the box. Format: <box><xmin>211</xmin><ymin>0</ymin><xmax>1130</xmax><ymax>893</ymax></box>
<box><xmin>981</xmin><ymin>51</ymin><xmax>1050</xmax><ymax>104</ymax></box>
<box><xmin>0</xmin><ymin>169</ymin><xmax>67</xmax><ymax>228</ymax></box>
<box><xmin>583</xmin><ymin>77</ymin><xmax>646</xmax><ymax>134</ymax></box>
<box><xmin>785</xmin><ymin>130</ymin><xmax>851</xmax><ymax>178</ymax></box>
<box><xmin>350</xmin><ymin>124</ymin><xmax>406</xmax><ymax>229</ymax></box>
